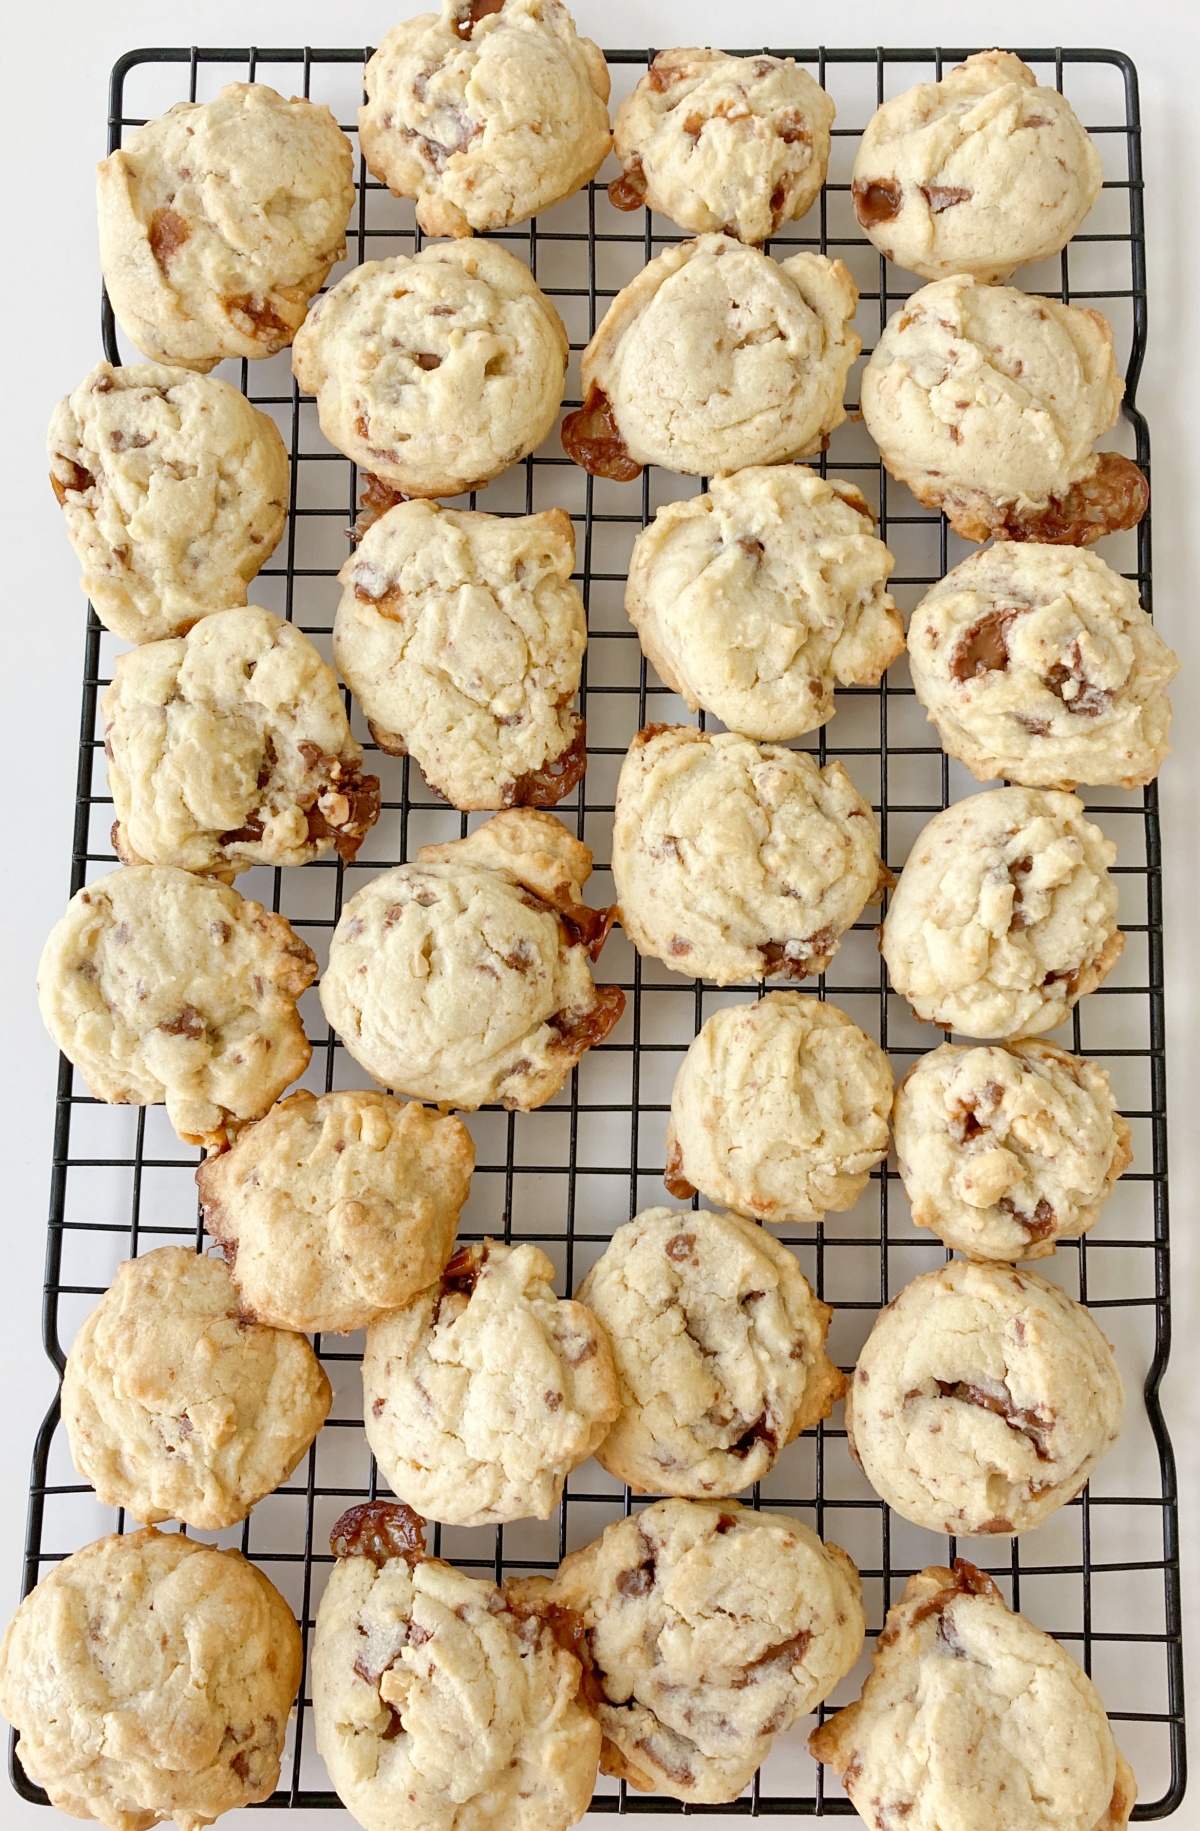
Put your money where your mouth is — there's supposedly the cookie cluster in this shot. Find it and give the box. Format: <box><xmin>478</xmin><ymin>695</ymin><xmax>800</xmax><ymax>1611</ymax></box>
<box><xmin>6</xmin><ymin>16</ymin><xmax>1161</xmax><ymax>1831</ymax></box>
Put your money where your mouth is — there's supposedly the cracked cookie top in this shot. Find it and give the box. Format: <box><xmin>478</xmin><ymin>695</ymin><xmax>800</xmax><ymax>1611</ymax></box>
<box><xmin>335</xmin><ymin>501</ymin><xmax>587</xmax><ymax>809</ymax></box>
<box><xmin>363</xmin><ymin>1241</ymin><xmax>617</xmax><ymax>1526</ymax></box>
<box><xmin>609</xmin><ymin>49</ymin><xmax>834</xmax><ymax>245</ymax></box>
<box><xmin>844</xmin><ymin>1259</ymin><xmax>1124</xmax><ymax>1536</ymax></box>
<box><xmin>360</xmin><ymin>0</ymin><xmax>611</xmax><ymax>238</ymax></box>
<box><xmin>881</xmin><ymin>785</ymin><xmax>1123</xmax><ymax>1040</ymax></box>
<box><xmin>852</xmin><ymin>51</ymin><xmax>1103</xmax><ymax>282</ymax></box>
<box><xmin>98</xmin><ymin>82</ymin><xmax>354</xmax><ymax>371</ymax></box>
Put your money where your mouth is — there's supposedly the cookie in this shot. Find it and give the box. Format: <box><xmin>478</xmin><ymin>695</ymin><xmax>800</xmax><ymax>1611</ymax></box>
<box><xmin>197</xmin><ymin>1089</ymin><xmax>474</xmax><ymax>1334</ymax></box>
<box><xmin>907</xmin><ymin>543</ymin><xmax>1178</xmax><ymax>789</ymax></box>
<box><xmin>844</xmin><ymin>1259</ymin><xmax>1124</xmax><ymax>1535</ymax></box>
<box><xmin>313</xmin><ymin>1501</ymin><xmax>600</xmax><ymax>1831</ymax></box>
<box><xmin>609</xmin><ymin>49</ymin><xmax>834</xmax><ymax>244</ymax></box>
<box><xmin>851</xmin><ymin>51</ymin><xmax>1103</xmax><ymax>282</ymax></box>
<box><xmin>98</xmin><ymin>82</ymin><xmax>354</xmax><ymax>372</ymax></box>
<box><xmin>334</xmin><ymin>500</ymin><xmax>587</xmax><ymax>809</ymax></box>
<box><xmin>893</xmin><ymin>1040</ymin><xmax>1132</xmax><ymax>1262</ymax></box>
<box><xmin>880</xmin><ymin>786</ymin><xmax>1123</xmax><ymax>1039</ymax></box>
<box><xmin>62</xmin><ymin>1246</ymin><xmax>330</xmax><ymax>1530</ymax></box>
<box><xmin>292</xmin><ymin>240</ymin><xmax>568</xmax><ymax>498</ymax></box>
<box><xmin>562</xmin><ymin>234</ymin><xmax>859</xmax><ymax>480</ymax></box>
<box><xmin>320</xmin><ymin>810</ymin><xmax>623</xmax><ymax>1111</ymax></box>
<box><xmin>0</xmin><ymin>1526</ymin><xmax>302</xmax><ymax>1831</ymax></box>
<box><xmin>48</xmin><ymin>361</ymin><xmax>289</xmax><ymax>645</ymax></box>
<box><xmin>811</xmin><ymin>1560</ymin><xmax>1137</xmax><ymax>1831</ymax></box>
<box><xmin>360</xmin><ymin>0</ymin><xmax>611</xmax><ymax>238</ymax></box>
<box><xmin>861</xmin><ymin>276</ymin><xmax>1148</xmax><ymax>544</ymax></box>
<box><xmin>625</xmin><ymin>466</ymin><xmax>902</xmax><ymax>740</ymax></box>
<box><xmin>511</xmin><ymin>1498</ymin><xmax>864</xmax><ymax>1803</ymax></box>
<box><xmin>363</xmin><ymin>1241</ymin><xmax>618</xmax><ymax>1525</ymax></box>
<box><xmin>575</xmin><ymin>1207</ymin><xmax>844</xmax><ymax>1497</ymax></box>
<box><xmin>37</xmin><ymin>865</ymin><xmax>316</xmax><ymax>1149</ymax></box>
<box><xmin>664</xmin><ymin>995</ymin><xmax>893</xmax><ymax>1225</ymax></box>
<box><xmin>612</xmin><ymin>725</ymin><xmax>887</xmax><ymax>986</ymax></box>
<box><xmin>105</xmin><ymin>606</ymin><xmax>379</xmax><ymax>878</ymax></box>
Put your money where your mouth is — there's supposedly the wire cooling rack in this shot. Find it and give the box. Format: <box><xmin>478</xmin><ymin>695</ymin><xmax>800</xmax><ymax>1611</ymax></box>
<box><xmin>12</xmin><ymin>39</ymin><xmax>1182</xmax><ymax>1821</ymax></box>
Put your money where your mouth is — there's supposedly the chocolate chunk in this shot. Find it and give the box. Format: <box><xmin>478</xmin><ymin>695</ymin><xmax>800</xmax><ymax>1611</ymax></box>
<box><xmin>159</xmin><ymin>1005</ymin><xmax>204</xmax><ymax>1039</ymax></box>
<box><xmin>934</xmin><ymin>1378</ymin><xmax>1052</xmax><ymax>1455</ymax></box>
<box><xmin>731</xmin><ymin>1414</ymin><xmax>777</xmax><ymax>1458</ymax></box>
<box><xmin>921</xmin><ymin>184</ymin><xmax>972</xmax><ymax>213</ymax></box>
<box><xmin>330</xmin><ymin>1500</ymin><xmax>427</xmax><ymax>1566</ymax></box>
<box><xmin>950</xmin><ymin>609</ymin><xmax>1020</xmax><ymax>681</ymax></box>
<box><xmin>1043</xmin><ymin>641</ymin><xmax>1114</xmax><ymax>718</ymax></box>
<box><xmin>733</xmin><ymin>1627</ymin><xmax>812</xmax><ymax>1685</ymax></box>
<box><xmin>218</xmin><ymin>818</ymin><xmax>265</xmax><ymax>846</ymax></box>
<box><xmin>414</xmin><ymin>352</ymin><xmax>442</xmax><ymax>371</ymax></box>
<box><xmin>616</xmin><ymin>1560</ymin><xmax>656</xmax><ymax>1598</ymax></box>
<box><xmin>852</xmin><ymin>177</ymin><xmax>902</xmax><ymax>227</ymax></box>
<box><xmin>148</xmin><ymin>207</ymin><xmax>191</xmax><ymax>272</ymax></box>
<box><xmin>451</xmin><ymin>0</ymin><xmax>504</xmax><ymax>37</ymax></box>
<box><xmin>561</xmin><ymin>384</ymin><xmax>642</xmax><ymax>481</ymax></box>
<box><xmin>509</xmin><ymin>1598</ymin><xmax>605</xmax><ymax>1709</ymax></box>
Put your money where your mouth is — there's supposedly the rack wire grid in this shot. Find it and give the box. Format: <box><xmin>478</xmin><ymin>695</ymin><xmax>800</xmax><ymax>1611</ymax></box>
<box><xmin>12</xmin><ymin>37</ymin><xmax>1182</xmax><ymax>1822</ymax></box>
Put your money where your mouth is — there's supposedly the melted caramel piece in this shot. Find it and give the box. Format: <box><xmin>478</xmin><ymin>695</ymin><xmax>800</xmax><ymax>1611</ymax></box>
<box><xmin>509</xmin><ymin>1598</ymin><xmax>605</xmax><ymax>1710</ymax></box>
<box><xmin>304</xmin><ymin>771</ymin><xmax>382</xmax><ymax>862</ymax></box>
<box><xmin>353</xmin><ymin>474</ymin><xmax>409</xmax><ymax>542</ymax></box>
<box><xmin>548</xmin><ymin>984</ymin><xmax>625</xmax><ymax>1054</ymax></box>
<box><xmin>148</xmin><ymin>207</ymin><xmax>190</xmax><ymax>272</ymax></box>
<box><xmin>777</xmin><ymin>109</ymin><xmax>811</xmax><ymax>147</ymax></box>
<box><xmin>646</xmin><ymin>56</ymin><xmax>686</xmax><ymax>94</ymax></box>
<box><xmin>442</xmin><ymin>1242</ymin><xmax>488</xmax><ymax>1296</ymax></box>
<box><xmin>1043</xmin><ymin>642</ymin><xmax>1113</xmax><ymax>718</ymax></box>
<box><xmin>50</xmin><ymin>460</ymin><xmax>95</xmax><ymax>506</ymax></box>
<box><xmin>733</xmin><ymin>1627</ymin><xmax>812</xmax><ymax>1686</ymax></box>
<box><xmin>225</xmin><ymin>292</ymin><xmax>292</xmax><ymax>345</ymax></box>
<box><xmin>999</xmin><ymin>453</ymin><xmax>1149</xmax><ymax>546</ymax></box>
<box><xmin>663</xmin><ymin>1138</ymin><xmax>697</xmax><ymax>1200</ymax></box>
<box><xmin>852</xmin><ymin>178</ymin><xmax>902</xmax><ymax>227</ymax></box>
<box><xmin>561</xmin><ymin>384</ymin><xmax>642</xmax><ymax>481</ymax></box>
<box><xmin>950</xmin><ymin>608</ymin><xmax>1019</xmax><ymax>682</ymax></box>
<box><xmin>159</xmin><ymin>1005</ymin><xmax>204</xmax><ymax>1039</ymax></box>
<box><xmin>608</xmin><ymin>159</ymin><xmax>647</xmax><ymax>212</ymax></box>
<box><xmin>760</xmin><ymin>927</ymin><xmax>835</xmax><ymax>980</ymax></box>
<box><xmin>504</xmin><ymin>718</ymin><xmax>588</xmax><ymax>809</ymax></box>
<box><xmin>451</xmin><ymin>0</ymin><xmax>505</xmax><ymax>38</ymax></box>
<box><xmin>934</xmin><ymin>1377</ymin><xmax>1053</xmax><ymax>1453</ymax></box>
<box><xmin>908</xmin><ymin>1558</ymin><xmax>1002</xmax><ymax>1628</ymax></box>
<box><xmin>330</xmin><ymin>1501</ymin><xmax>427</xmax><ymax>1566</ymax></box>
<box><xmin>921</xmin><ymin>184</ymin><xmax>972</xmax><ymax>213</ymax></box>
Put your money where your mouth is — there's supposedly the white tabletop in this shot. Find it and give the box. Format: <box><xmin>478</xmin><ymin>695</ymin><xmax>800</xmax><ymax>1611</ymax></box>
<box><xmin>2</xmin><ymin>0</ymin><xmax>1198</xmax><ymax>1824</ymax></box>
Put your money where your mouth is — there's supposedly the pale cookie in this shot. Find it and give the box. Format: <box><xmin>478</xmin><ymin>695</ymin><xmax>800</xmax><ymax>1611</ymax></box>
<box><xmin>664</xmin><ymin>995</ymin><xmax>893</xmax><ymax>1225</ymax></box>
<box><xmin>511</xmin><ymin>1498</ymin><xmax>864</xmax><ymax>1804</ymax></box>
<box><xmin>861</xmin><ymin>277</ymin><xmax>1148</xmax><ymax>544</ymax></box>
<box><xmin>313</xmin><ymin>1501</ymin><xmax>600</xmax><ymax>1831</ymax></box>
<box><xmin>576</xmin><ymin>1207</ymin><xmax>844</xmax><ymax>1497</ymax></box>
<box><xmin>105</xmin><ymin>606</ymin><xmax>379</xmax><ymax>878</ymax></box>
<box><xmin>612</xmin><ymin>725</ymin><xmax>887</xmax><ymax>986</ymax></box>
<box><xmin>907</xmin><ymin>543</ymin><xmax>1178</xmax><ymax>789</ymax></box>
<box><xmin>321</xmin><ymin>810</ymin><xmax>623</xmax><ymax>1110</ymax></box>
<box><xmin>562</xmin><ymin>234</ymin><xmax>859</xmax><ymax>480</ymax></box>
<box><xmin>335</xmin><ymin>500</ymin><xmax>587</xmax><ymax>809</ymax></box>
<box><xmin>62</xmin><ymin>1246</ymin><xmax>330</xmax><ymax>1530</ymax></box>
<box><xmin>292</xmin><ymin>240</ymin><xmax>568</xmax><ymax>498</ymax></box>
<box><xmin>845</xmin><ymin>1259</ymin><xmax>1124</xmax><ymax>1535</ymax></box>
<box><xmin>98</xmin><ymin>82</ymin><xmax>354</xmax><ymax>372</ymax></box>
<box><xmin>881</xmin><ymin>786</ymin><xmax>1123</xmax><ymax>1040</ymax></box>
<box><xmin>811</xmin><ymin>1560</ymin><xmax>1137</xmax><ymax>1831</ymax></box>
<box><xmin>894</xmin><ymin>1040</ymin><xmax>1131</xmax><ymax>1261</ymax></box>
<box><xmin>609</xmin><ymin>49</ymin><xmax>834</xmax><ymax>244</ymax></box>
<box><xmin>37</xmin><ymin>865</ymin><xmax>316</xmax><ymax>1149</ymax></box>
<box><xmin>0</xmin><ymin>1526</ymin><xmax>302</xmax><ymax>1831</ymax></box>
<box><xmin>626</xmin><ymin>467</ymin><xmax>902</xmax><ymax>740</ymax></box>
<box><xmin>48</xmin><ymin>362</ymin><xmax>289</xmax><ymax>645</ymax></box>
<box><xmin>197</xmin><ymin>1089</ymin><xmax>474</xmax><ymax>1333</ymax></box>
<box><xmin>363</xmin><ymin>1241</ymin><xmax>618</xmax><ymax>1526</ymax></box>
<box><xmin>360</xmin><ymin>0</ymin><xmax>611</xmax><ymax>239</ymax></box>
<box><xmin>852</xmin><ymin>51</ymin><xmax>1103</xmax><ymax>282</ymax></box>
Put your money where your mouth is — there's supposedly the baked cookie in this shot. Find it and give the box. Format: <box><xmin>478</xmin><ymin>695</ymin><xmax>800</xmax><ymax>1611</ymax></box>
<box><xmin>321</xmin><ymin>811</ymin><xmax>623</xmax><ymax>1110</ymax></box>
<box><xmin>313</xmin><ymin>1500</ymin><xmax>600</xmax><ymax>1831</ymax></box>
<box><xmin>907</xmin><ymin>543</ymin><xmax>1178</xmax><ymax>789</ymax></box>
<box><xmin>845</xmin><ymin>1259</ymin><xmax>1124</xmax><ymax>1535</ymax></box>
<box><xmin>105</xmin><ymin>606</ymin><xmax>379</xmax><ymax>878</ymax></box>
<box><xmin>664</xmin><ymin>995</ymin><xmax>893</xmax><ymax>1225</ymax></box>
<box><xmin>62</xmin><ymin>1246</ymin><xmax>330</xmax><ymax>1530</ymax></box>
<box><xmin>861</xmin><ymin>277</ymin><xmax>1147</xmax><ymax>545</ymax></box>
<box><xmin>197</xmin><ymin>1089</ymin><xmax>473</xmax><ymax>1333</ymax></box>
<box><xmin>811</xmin><ymin>1560</ymin><xmax>1137</xmax><ymax>1831</ymax></box>
<box><xmin>881</xmin><ymin>786</ymin><xmax>1123</xmax><ymax>1039</ymax></box>
<box><xmin>37</xmin><ymin>865</ymin><xmax>316</xmax><ymax>1148</ymax></box>
<box><xmin>625</xmin><ymin>466</ymin><xmax>902</xmax><ymax>740</ymax></box>
<box><xmin>363</xmin><ymin>1240</ymin><xmax>617</xmax><ymax>1525</ymax></box>
<box><xmin>98</xmin><ymin>82</ymin><xmax>354</xmax><ymax>372</ymax></box>
<box><xmin>609</xmin><ymin>49</ymin><xmax>834</xmax><ymax>244</ymax></box>
<box><xmin>612</xmin><ymin>725</ymin><xmax>887</xmax><ymax>985</ymax></box>
<box><xmin>48</xmin><ymin>362</ymin><xmax>289</xmax><ymax>645</ymax></box>
<box><xmin>576</xmin><ymin>1207</ymin><xmax>843</xmax><ymax>1497</ymax></box>
<box><xmin>360</xmin><ymin>0</ymin><xmax>611</xmax><ymax>238</ymax></box>
<box><xmin>894</xmin><ymin>1040</ymin><xmax>1132</xmax><ymax>1261</ymax></box>
<box><xmin>851</xmin><ymin>51</ymin><xmax>1103</xmax><ymax>283</ymax></box>
<box><xmin>562</xmin><ymin>234</ymin><xmax>859</xmax><ymax>480</ymax></box>
<box><xmin>292</xmin><ymin>241</ymin><xmax>568</xmax><ymax>498</ymax></box>
<box><xmin>511</xmin><ymin>1498</ymin><xmax>864</xmax><ymax>1803</ymax></box>
<box><xmin>0</xmin><ymin>1526</ymin><xmax>302</xmax><ymax>1831</ymax></box>
<box><xmin>334</xmin><ymin>500</ymin><xmax>587</xmax><ymax>808</ymax></box>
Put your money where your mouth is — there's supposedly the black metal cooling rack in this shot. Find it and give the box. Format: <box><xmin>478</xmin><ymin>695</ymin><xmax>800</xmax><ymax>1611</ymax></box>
<box><xmin>12</xmin><ymin>39</ymin><xmax>1183</xmax><ymax>1821</ymax></box>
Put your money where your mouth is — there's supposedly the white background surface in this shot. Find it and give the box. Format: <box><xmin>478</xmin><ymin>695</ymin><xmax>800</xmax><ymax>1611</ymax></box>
<box><xmin>1</xmin><ymin>2</ymin><xmax>1198</xmax><ymax>1825</ymax></box>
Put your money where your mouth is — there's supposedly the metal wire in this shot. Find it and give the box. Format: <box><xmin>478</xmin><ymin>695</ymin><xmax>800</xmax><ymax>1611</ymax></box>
<box><xmin>11</xmin><ymin>42</ymin><xmax>1182</xmax><ymax>1820</ymax></box>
